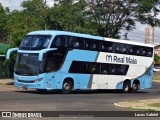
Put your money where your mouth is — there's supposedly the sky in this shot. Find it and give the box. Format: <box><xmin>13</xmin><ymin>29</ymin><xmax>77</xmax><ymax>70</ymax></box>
<box><xmin>0</xmin><ymin>0</ymin><xmax>55</xmax><ymax>10</ymax></box>
<box><xmin>0</xmin><ymin>0</ymin><xmax>160</xmax><ymax>44</ymax></box>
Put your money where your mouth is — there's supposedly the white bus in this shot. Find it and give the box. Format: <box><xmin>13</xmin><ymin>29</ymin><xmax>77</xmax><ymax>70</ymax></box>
<box><xmin>7</xmin><ymin>30</ymin><xmax>154</xmax><ymax>93</ymax></box>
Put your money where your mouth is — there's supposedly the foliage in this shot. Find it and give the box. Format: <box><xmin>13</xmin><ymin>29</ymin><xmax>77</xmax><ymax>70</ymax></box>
<box><xmin>0</xmin><ymin>3</ymin><xmax>9</xmax><ymax>42</ymax></box>
<box><xmin>48</xmin><ymin>0</ymin><xmax>98</xmax><ymax>35</ymax></box>
<box><xmin>148</xmin><ymin>102</ymin><xmax>160</xmax><ymax>107</ymax></box>
<box><xmin>153</xmin><ymin>75</ymin><xmax>160</xmax><ymax>80</ymax></box>
<box><xmin>0</xmin><ymin>0</ymin><xmax>159</xmax><ymax>46</ymax></box>
<box><xmin>87</xmin><ymin>0</ymin><xmax>160</xmax><ymax>38</ymax></box>
<box><xmin>154</xmin><ymin>54</ymin><xmax>160</xmax><ymax>64</ymax></box>
<box><xmin>7</xmin><ymin>0</ymin><xmax>49</xmax><ymax>47</ymax></box>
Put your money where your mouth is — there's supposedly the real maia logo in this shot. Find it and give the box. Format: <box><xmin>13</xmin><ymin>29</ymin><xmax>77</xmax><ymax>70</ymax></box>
<box><xmin>106</xmin><ymin>55</ymin><xmax>137</xmax><ymax>64</ymax></box>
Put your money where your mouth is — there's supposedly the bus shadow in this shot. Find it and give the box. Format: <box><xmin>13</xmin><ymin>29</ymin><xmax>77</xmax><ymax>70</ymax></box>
<box><xmin>14</xmin><ymin>89</ymin><xmax>150</xmax><ymax>95</ymax></box>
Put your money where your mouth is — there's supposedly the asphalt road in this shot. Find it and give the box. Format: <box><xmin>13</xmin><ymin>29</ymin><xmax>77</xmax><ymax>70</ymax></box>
<box><xmin>0</xmin><ymin>82</ymin><xmax>160</xmax><ymax>120</ymax></box>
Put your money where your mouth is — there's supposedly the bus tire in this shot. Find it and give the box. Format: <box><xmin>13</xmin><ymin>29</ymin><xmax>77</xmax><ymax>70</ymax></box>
<box><xmin>131</xmin><ymin>82</ymin><xmax>139</xmax><ymax>93</ymax></box>
<box><xmin>123</xmin><ymin>81</ymin><xmax>130</xmax><ymax>93</ymax></box>
<box><xmin>62</xmin><ymin>80</ymin><xmax>73</xmax><ymax>94</ymax></box>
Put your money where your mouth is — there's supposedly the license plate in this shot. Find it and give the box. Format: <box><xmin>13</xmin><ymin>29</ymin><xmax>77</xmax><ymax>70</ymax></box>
<box><xmin>22</xmin><ymin>84</ymin><xmax>27</xmax><ymax>88</ymax></box>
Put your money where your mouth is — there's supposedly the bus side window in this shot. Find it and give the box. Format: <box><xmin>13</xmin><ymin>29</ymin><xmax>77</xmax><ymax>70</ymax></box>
<box><xmin>101</xmin><ymin>42</ymin><xmax>113</xmax><ymax>52</ymax></box>
<box><xmin>78</xmin><ymin>38</ymin><xmax>85</xmax><ymax>49</ymax></box>
<box><xmin>115</xmin><ymin>46</ymin><xmax>120</xmax><ymax>53</ymax></box>
<box><xmin>121</xmin><ymin>44</ymin><xmax>127</xmax><ymax>54</ymax></box>
<box><xmin>136</xmin><ymin>49</ymin><xmax>140</xmax><ymax>55</ymax></box>
<box><xmin>116</xmin><ymin>65</ymin><xmax>124</xmax><ymax>75</ymax></box>
<box><xmin>142</xmin><ymin>50</ymin><xmax>146</xmax><ymax>56</ymax></box>
<box><xmin>85</xmin><ymin>40</ymin><xmax>91</xmax><ymax>50</ymax></box>
<box><xmin>69</xmin><ymin>61</ymin><xmax>87</xmax><ymax>73</ymax></box>
<box><xmin>93</xmin><ymin>42</ymin><xmax>100</xmax><ymax>51</ymax></box>
<box><xmin>69</xmin><ymin>37</ymin><xmax>77</xmax><ymax>48</ymax></box>
<box><xmin>86</xmin><ymin>62</ymin><xmax>100</xmax><ymax>74</ymax></box>
<box><xmin>142</xmin><ymin>47</ymin><xmax>146</xmax><ymax>56</ymax></box>
<box><xmin>108</xmin><ymin>65</ymin><xmax>115</xmax><ymax>75</ymax></box>
<box><xmin>101</xmin><ymin>64</ymin><xmax>108</xmax><ymax>74</ymax></box>
<box><xmin>69</xmin><ymin>37</ymin><xmax>85</xmax><ymax>49</ymax></box>
<box><xmin>122</xmin><ymin>47</ymin><xmax>127</xmax><ymax>54</ymax></box>
<box><xmin>129</xmin><ymin>45</ymin><xmax>135</xmax><ymax>55</ymax></box>
<box><xmin>69</xmin><ymin>61</ymin><xmax>81</xmax><ymax>73</ymax></box>
<box><xmin>148</xmin><ymin>52</ymin><xmax>152</xmax><ymax>57</ymax></box>
<box><xmin>53</xmin><ymin>37</ymin><xmax>61</xmax><ymax>47</ymax></box>
<box><xmin>51</xmin><ymin>36</ymin><xmax>68</xmax><ymax>48</ymax></box>
<box><xmin>85</xmin><ymin>39</ymin><xmax>100</xmax><ymax>51</ymax></box>
<box><xmin>146</xmin><ymin>48</ymin><xmax>153</xmax><ymax>57</ymax></box>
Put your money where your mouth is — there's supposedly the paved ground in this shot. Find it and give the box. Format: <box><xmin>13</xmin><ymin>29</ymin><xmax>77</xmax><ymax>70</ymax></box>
<box><xmin>0</xmin><ymin>79</ymin><xmax>160</xmax><ymax>111</ymax></box>
<box><xmin>0</xmin><ymin>79</ymin><xmax>23</xmax><ymax>92</ymax></box>
<box><xmin>115</xmin><ymin>80</ymin><xmax>160</xmax><ymax>111</ymax></box>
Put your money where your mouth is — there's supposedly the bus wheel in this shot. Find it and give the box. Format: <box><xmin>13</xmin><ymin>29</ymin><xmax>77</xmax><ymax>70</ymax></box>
<box><xmin>131</xmin><ymin>83</ymin><xmax>139</xmax><ymax>93</ymax></box>
<box><xmin>62</xmin><ymin>80</ymin><xmax>73</xmax><ymax>94</ymax></box>
<box><xmin>123</xmin><ymin>81</ymin><xmax>130</xmax><ymax>93</ymax></box>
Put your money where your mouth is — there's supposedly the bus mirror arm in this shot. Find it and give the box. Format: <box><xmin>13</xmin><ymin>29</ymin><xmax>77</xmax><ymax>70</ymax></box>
<box><xmin>6</xmin><ymin>48</ymin><xmax>19</xmax><ymax>59</ymax></box>
<box><xmin>39</xmin><ymin>48</ymin><xmax>57</xmax><ymax>61</ymax></box>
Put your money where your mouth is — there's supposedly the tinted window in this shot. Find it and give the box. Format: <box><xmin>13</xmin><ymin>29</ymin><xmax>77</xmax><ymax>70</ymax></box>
<box><xmin>44</xmin><ymin>50</ymin><xmax>66</xmax><ymax>72</ymax></box>
<box><xmin>69</xmin><ymin>37</ymin><xmax>84</xmax><ymax>49</ymax></box>
<box><xmin>51</xmin><ymin>35</ymin><xmax>153</xmax><ymax>57</ymax></box>
<box><xmin>85</xmin><ymin>40</ymin><xmax>100</xmax><ymax>51</ymax></box>
<box><xmin>20</xmin><ymin>35</ymin><xmax>52</xmax><ymax>50</ymax></box>
<box><xmin>69</xmin><ymin>61</ymin><xmax>129</xmax><ymax>75</ymax></box>
<box><xmin>115</xmin><ymin>64</ymin><xmax>129</xmax><ymax>75</ymax></box>
<box><xmin>145</xmin><ymin>47</ymin><xmax>153</xmax><ymax>57</ymax></box>
<box><xmin>86</xmin><ymin>62</ymin><xmax>100</xmax><ymax>74</ymax></box>
<box><xmin>51</xmin><ymin>36</ymin><xmax>68</xmax><ymax>48</ymax></box>
<box><xmin>69</xmin><ymin>61</ymin><xmax>86</xmax><ymax>73</ymax></box>
<box><xmin>101</xmin><ymin>41</ymin><xmax>114</xmax><ymax>52</ymax></box>
<box><xmin>115</xmin><ymin>43</ymin><xmax>128</xmax><ymax>54</ymax></box>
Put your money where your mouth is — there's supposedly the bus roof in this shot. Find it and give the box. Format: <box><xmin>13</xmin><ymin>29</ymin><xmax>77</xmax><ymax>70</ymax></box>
<box><xmin>27</xmin><ymin>30</ymin><xmax>154</xmax><ymax>48</ymax></box>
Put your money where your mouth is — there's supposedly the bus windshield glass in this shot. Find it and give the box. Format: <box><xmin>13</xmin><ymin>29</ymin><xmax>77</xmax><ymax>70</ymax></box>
<box><xmin>20</xmin><ymin>35</ymin><xmax>52</xmax><ymax>50</ymax></box>
<box><xmin>15</xmin><ymin>53</ymin><xmax>44</xmax><ymax>76</ymax></box>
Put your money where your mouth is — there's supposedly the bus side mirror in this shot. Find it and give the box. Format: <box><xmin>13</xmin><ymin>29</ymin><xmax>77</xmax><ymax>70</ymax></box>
<box><xmin>6</xmin><ymin>48</ymin><xmax>19</xmax><ymax>59</ymax></box>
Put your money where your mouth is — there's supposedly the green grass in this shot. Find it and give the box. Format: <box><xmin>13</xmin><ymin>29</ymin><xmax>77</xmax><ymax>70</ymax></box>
<box><xmin>153</xmin><ymin>75</ymin><xmax>160</xmax><ymax>80</ymax></box>
<box><xmin>148</xmin><ymin>102</ymin><xmax>160</xmax><ymax>107</ymax></box>
<box><xmin>128</xmin><ymin>107</ymin><xmax>157</xmax><ymax>111</ymax></box>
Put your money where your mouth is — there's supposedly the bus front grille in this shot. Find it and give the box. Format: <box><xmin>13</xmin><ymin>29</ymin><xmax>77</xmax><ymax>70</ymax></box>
<box><xmin>17</xmin><ymin>79</ymin><xmax>34</xmax><ymax>83</ymax></box>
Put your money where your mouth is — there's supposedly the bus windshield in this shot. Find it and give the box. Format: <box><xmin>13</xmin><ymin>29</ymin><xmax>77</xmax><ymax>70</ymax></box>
<box><xmin>20</xmin><ymin>35</ymin><xmax>52</xmax><ymax>50</ymax></box>
<box><xmin>15</xmin><ymin>53</ymin><xmax>44</xmax><ymax>76</ymax></box>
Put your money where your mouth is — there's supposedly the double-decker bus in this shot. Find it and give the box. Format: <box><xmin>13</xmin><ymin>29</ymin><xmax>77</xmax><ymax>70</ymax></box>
<box><xmin>7</xmin><ymin>30</ymin><xmax>154</xmax><ymax>93</ymax></box>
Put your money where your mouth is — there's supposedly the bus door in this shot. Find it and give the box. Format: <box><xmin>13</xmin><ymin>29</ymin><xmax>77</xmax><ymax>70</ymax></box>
<box><xmin>44</xmin><ymin>50</ymin><xmax>67</xmax><ymax>89</ymax></box>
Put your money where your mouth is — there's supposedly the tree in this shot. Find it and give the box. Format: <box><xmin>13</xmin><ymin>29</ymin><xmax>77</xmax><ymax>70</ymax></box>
<box><xmin>48</xmin><ymin>0</ymin><xmax>98</xmax><ymax>35</ymax></box>
<box><xmin>87</xmin><ymin>0</ymin><xmax>160</xmax><ymax>38</ymax></box>
<box><xmin>7</xmin><ymin>0</ymin><xmax>50</xmax><ymax>47</ymax></box>
<box><xmin>0</xmin><ymin>3</ymin><xmax>9</xmax><ymax>42</ymax></box>
<box><xmin>154</xmin><ymin>54</ymin><xmax>160</xmax><ymax>65</ymax></box>
<box><xmin>22</xmin><ymin>0</ymin><xmax>50</xmax><ymax>29</ymax></box>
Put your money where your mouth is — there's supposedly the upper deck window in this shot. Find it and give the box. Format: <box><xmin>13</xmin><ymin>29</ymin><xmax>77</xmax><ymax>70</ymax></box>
<box><xmin>20</xmin><ymin>35</ymin><xmax>52</xmax><ymax>50</ymax></box>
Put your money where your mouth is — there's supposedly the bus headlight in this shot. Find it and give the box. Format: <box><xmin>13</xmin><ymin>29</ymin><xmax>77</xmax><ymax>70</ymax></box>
<box><xmin>34</xmin><ymin>78</ymin><xmax>43</xmax><ymax>83</ymax></box>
